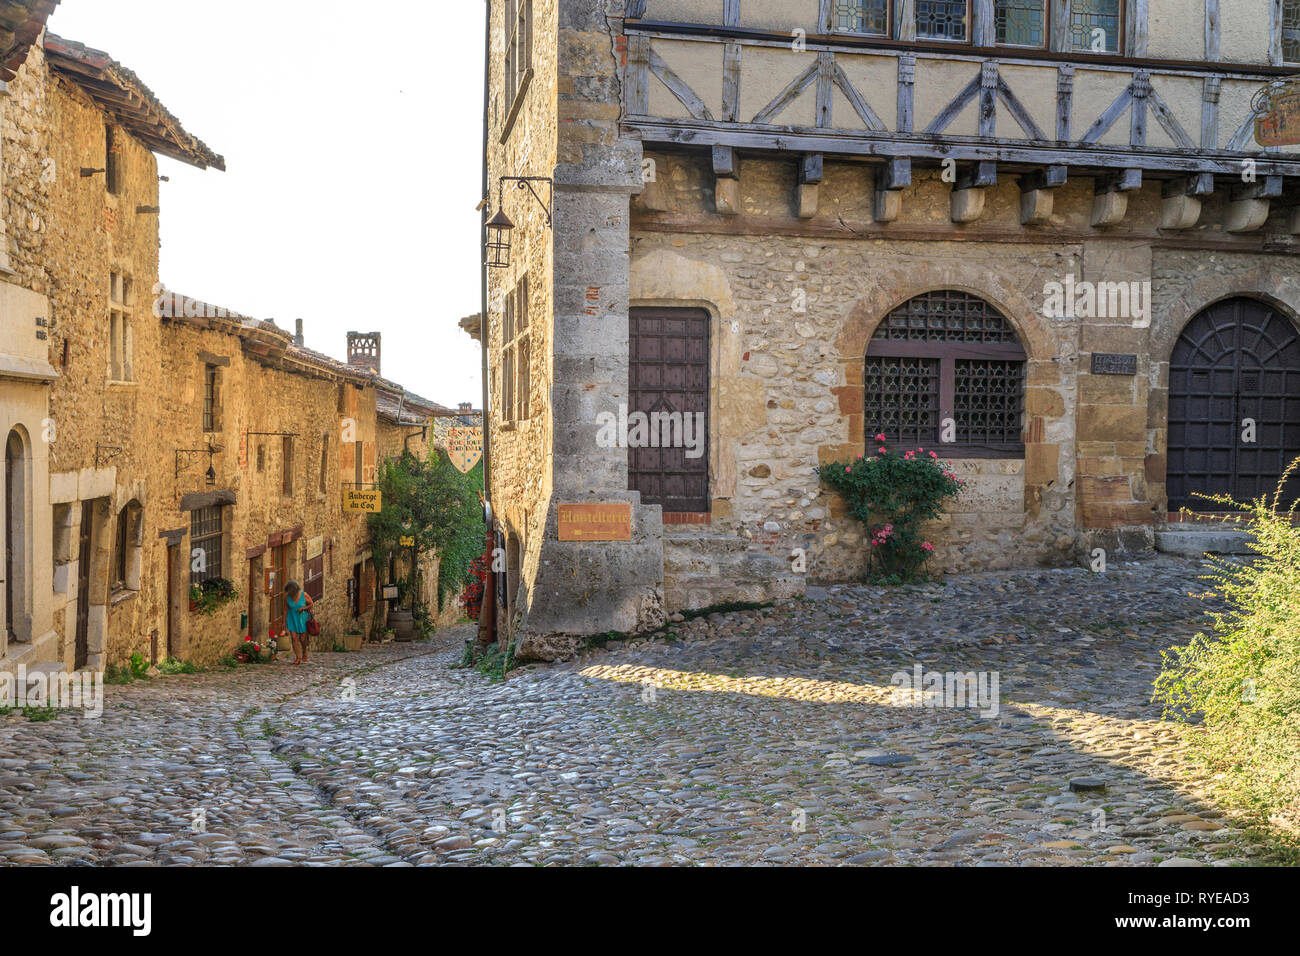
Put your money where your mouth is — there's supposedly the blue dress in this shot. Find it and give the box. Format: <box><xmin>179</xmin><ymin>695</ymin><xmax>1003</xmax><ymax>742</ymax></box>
<box><xmin>286</xmin><ymin>593</ymin><xmax>310</xmax><ymax>634</ymax></box>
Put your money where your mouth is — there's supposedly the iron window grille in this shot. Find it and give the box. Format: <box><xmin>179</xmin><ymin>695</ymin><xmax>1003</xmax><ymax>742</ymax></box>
<box><xmin>190</xmin><ymin>505</ymin><xmax>224</xmax><ymax>587</ymax></box>
<box><xmin>865</xmin><ymin>291</ymin><xmax>1026</xmax><ymax>457</ymax></box>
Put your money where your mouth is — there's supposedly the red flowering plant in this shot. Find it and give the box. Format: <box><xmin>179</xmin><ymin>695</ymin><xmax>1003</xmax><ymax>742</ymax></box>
<box><xmin>238</xmin><ymin>635</ymin><xmax>265</xmax><ymax>663</ymax></box>
<box><xmin>459</xmin><ymin>546</ymin><xmax>491</xmax><ymax>622</ymax></box>
<box><xmin>816</xmin><ymin>433</ymin><xmax>965</xmax><ymax>583</ymax></box>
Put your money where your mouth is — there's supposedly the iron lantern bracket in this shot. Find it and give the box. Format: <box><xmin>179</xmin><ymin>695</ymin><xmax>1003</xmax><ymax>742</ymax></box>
<box><xmin>175</xmin><ymin>443</ymin><xmax>223</xmax><ymax>480</ymax></box>
<box><xmin>498</xmin><ymin>175</ymin><xmax>553</xmax><ymax>227</ymax></box>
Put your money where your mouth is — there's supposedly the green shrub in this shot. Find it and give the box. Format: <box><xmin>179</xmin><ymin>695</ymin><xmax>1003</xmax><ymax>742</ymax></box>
<box><xmin>157</xmin><ymin>658</ymin><xmax>198</xmax><ymax>675</ymax></box>
<box><xmin>816</xmin><ymin>434</ymin><xmax>964</xmax><ymax>582</ymax></box>
<box><xmin>1153</xmin><ymin>461</ymin><xmax>1300</xmax><ymax>845</ymax></box>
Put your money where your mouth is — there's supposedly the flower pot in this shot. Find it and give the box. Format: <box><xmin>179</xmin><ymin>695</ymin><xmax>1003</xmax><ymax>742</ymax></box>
<box><xmin>343</xmin><ymin>632</ymin><xmax>364</xmax><ymax>653</ymax></box>
<box><xmin>235</xmin><ymin>653</ymin><xmax>250</xmax><ymax>664</ymax></box>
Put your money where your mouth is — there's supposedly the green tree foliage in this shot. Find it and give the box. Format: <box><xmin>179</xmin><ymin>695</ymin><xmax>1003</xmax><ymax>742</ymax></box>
<box><xmin>1153</xmin><ymin>461</ymin><xmax>1300</xmax><ymax>844</ymax></box>
<box><xmin>369</xmin><ymin>451</ymin><xmax>485</xmax><ymax>612</ymax></box>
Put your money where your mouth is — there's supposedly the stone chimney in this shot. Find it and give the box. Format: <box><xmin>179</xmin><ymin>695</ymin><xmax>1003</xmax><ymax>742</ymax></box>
<box><xmin>346</xmin><ymin>331</ymin><xmax>381</xmax><ymax>375</ymax></box>
<box><xmin>294</xmin><ymin>319</ymin><xmax>304</xmax><ymax>347</ymax></box>
<box><xmin>458</xmin><ymin>402</ymin><xmax>472</xmax><ymax>414</ymax></box>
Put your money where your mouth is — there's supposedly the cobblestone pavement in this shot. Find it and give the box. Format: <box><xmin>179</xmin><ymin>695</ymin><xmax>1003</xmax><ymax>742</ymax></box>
<box><xmin>0</xmin><ymin>557</ymin><xmax>1269</xmax><ymax>866</ymax></box>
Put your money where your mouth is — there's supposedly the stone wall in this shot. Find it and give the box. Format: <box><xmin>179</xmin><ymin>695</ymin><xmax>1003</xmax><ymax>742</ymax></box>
<box><xmin>630</xmin><ymin>148</ymin><xmax>1300</xmax><ymax>587</ymax></box>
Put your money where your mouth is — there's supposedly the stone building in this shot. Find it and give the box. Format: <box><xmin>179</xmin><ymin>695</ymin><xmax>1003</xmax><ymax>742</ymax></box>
<box><xmin>2</xmin><ymin>14</ymin><xmax>462</xmax><ymax>673</ymax></box>
<box><xmin>481</xmin><ymin>0</ymin><xmax>1300</xmax><ymax>657</ymax></box>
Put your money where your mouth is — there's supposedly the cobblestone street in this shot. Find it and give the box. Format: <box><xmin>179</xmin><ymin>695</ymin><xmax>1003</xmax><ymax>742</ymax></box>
<box><xmin>0</xmin><ymin>557</ymin><xmax>1268</xmax><ymax>867</ymax></box>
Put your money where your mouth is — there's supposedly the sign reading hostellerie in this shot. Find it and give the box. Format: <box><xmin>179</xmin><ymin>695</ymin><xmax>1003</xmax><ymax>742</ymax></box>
<box><xmin>558</xmin><ymin>503</ymin><xmax>632</xmax><ymax>542</ymax></box>
<box><xmin>342</xmin><ymin>489</ymin><xmax>382</xmax><ymax>514</ymax></box>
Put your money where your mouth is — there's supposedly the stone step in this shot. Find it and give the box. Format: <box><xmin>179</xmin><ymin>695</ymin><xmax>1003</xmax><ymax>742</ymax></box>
<box><xmin>0</xmin><ymin>630</ymin><xmax>64</xmax><ymax>675</ymax></box>
<box><xmin>663</xmin><ymin>534</ymin><xmax>805</xmax><ymax>611</ymax></box>
<box><xmin>1155</xmin><ymin>528</ymin><xmax>1256</xmax><ymax>556</ymax></box>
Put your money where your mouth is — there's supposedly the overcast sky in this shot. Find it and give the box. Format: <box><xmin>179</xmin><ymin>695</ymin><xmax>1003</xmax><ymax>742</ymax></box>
<box><xmin>48</xmin><ymin>0</ymin><xmax>485</xmax><ymax>408</ymax></box>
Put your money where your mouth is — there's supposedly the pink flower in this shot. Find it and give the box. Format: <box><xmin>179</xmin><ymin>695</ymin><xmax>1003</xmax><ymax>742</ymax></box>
<box><xmin>845</xmin><ymin>466</ymin><xmax>851</xmax><ymax>473</ymax></box>
<box><xmin>921</xmin><ymin>541</ymin><xmax>935</xmax><ymax>552</ymax></box>
<box><xmin>874</xmin><ymin>433</ymin><xmax>886</xmax><ymax>442</ymax></box>
<box><xmin>878</xmin><ymin>447</ymin><xmax>887</xmax><ymax>455</ymax></box>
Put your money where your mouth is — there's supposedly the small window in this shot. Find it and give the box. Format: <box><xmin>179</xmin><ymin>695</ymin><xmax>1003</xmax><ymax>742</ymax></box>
<box><xmin>864</xmin><ymin>291</ymin><xmax>1027</xmax><ymax>457</ymax></box>
<box><xmin>995</xmin><ymin>0</ymin><xmax>1047</xmax><ymax>48</ymax></box>
<box><xmin>354</xmin><ymin>439</ymin><xmax>364</xmax><ymax>489</ymax></box>
<box><xmin>282</xmin><ymin>436</ymin><xmax>294</xmax><ymax>496</ymax></box>
<box><xmin>1068</xmin><ymin>0</ymin><xmax>1121</xmax><ymax>53</ymax></box>
<box><xmin>1284</xmin><ymin>0</ymin><xmax>1300</xmax><ymax>64</ymax></box>
<box><xmin>113</xmin><ymin>500</ymin><xmax>142</xmax><ymax>592</ymax></box>
<box><xmin>916</xmin><ymin>0</ymin><xmax>969</xmax><ymax>41</ymax></box>
<box><xmin>256</xmin><ymin>444</ymin><xmax>265</xmax><ymax>473</ymax></box>
<box><xmin>190</xmin><ymin>506</ymin><xmax>224</xmax><ymax>587</ymax></box>
<box><xmin>109</xmin><ymin>271</ymin><xmax>134</xmax><ymax>382</ymax></box>
<box><xmin>504</xmin><ymin>0</ymin><xmax>533</xmax><ymax>108</ymax></box>
<box><xmin>203</xmin><ymin>364</ymin><xmax>221</xmax><ymax>432</ymax></box>
<box><xmin>831</xmin><ymin>0</ymin><xmax>890</xmax><ymax>36</ymax></box>
<box><xmin>105</xmin><ymin>125</ymin><xmax>123</xmax><ymax>196</ymax></box>
<box><xmin>502</xmin><ymin>276</ymin><xmax>531</xmax><ymax>424</ymax></box>
<box><xmin>319</xmin><ymin>433</ymin><xmax>329</xmax><ymax>494</ymax></box>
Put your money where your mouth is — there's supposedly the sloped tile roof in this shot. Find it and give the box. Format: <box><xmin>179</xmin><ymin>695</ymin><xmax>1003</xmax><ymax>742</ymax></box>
<box><xmin>0</xmin><ymin>0</ymin><xmax>58</xmax><ymax>81</ymax></box>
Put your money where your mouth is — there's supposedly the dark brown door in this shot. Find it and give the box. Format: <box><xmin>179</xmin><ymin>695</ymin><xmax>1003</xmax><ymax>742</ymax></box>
<box><xmin>268</xmin><ymin>545</ymin><xmax>286</xmax><ymax>636</ymax></box>
<box><xmin>75</xmin><ymin>500</ymin><xmax>93</xmax><ymax>668</ymax></box>
<box><xmin>1168</xmin><ymin>297</ymin><xmax>1300</xmax><ymax>512</ymax></box>
<box><xmin>628</xmin><ymin>307</ymin><xmax>710</xmax><ymax>513</ymax></box>
<box><xmin>166</xmin><ymin>545</ymin><xmax>178</xmax><ymax>658</ymax></box>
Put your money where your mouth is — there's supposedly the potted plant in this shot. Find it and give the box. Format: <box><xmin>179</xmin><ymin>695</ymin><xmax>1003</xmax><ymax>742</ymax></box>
<box><xmin>191</xmin><ymin>578</ymin><xmax>240</xmax><ymax>616</ymax></box>
<box><xmin>235</xmin><ymin>635</ymin><xmax>263</xmax><ymax>664</ymax></box>
<box><xmin>343</xmin><ymin>629</ymin><xmax>364</xmax><ymax>653</ymax></box>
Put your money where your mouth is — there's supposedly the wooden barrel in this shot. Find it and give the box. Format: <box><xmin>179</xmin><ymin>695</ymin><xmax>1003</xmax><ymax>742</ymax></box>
<box><xmin>388</xmin><ymin>608</ymin><xmax>415</xmax><ymax>642</ymax></box>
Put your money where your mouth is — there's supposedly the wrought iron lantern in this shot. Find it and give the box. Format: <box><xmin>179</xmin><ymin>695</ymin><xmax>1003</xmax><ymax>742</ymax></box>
<box><xmin>485</xmin><ymin>206</ymin><xmax>515</xmax><ymax>269</ymax></box>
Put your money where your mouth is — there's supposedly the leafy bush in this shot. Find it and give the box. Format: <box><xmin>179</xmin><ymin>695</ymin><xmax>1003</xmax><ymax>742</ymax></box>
<box><xmin>1153</xmin><ymin>461</ymin><xmax>1300</xmax><ymax>844</ymax></box>
<box><xmin>190</xmin><ymin>578</ymin><xmax>239</xmax><ymax>616</ymax></box>
<box><xmin>157</xmin><ymin>658</ymin><xmax>198</xmax><ymax>675</ymax></box>
<box><xmin>460</xmin><ymin>547</ymin><xmax>491</xmax><ymax>621</ymax></box>
<box><xmin>816</xmin><ymin>434</ymin><xmax>964</xmax><ymax>582</ymax></box>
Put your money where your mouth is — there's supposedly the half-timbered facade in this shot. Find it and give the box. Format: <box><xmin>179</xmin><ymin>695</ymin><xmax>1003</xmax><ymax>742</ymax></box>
<box><xmin>484</xmin><ymin>0</ymin><xmax>1300</xmax><ymax>658</ymax></box>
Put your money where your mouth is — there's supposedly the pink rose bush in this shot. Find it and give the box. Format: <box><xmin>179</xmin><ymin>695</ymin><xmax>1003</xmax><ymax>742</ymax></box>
<box><xmin>816</xmin><ymin>434</ymin><xmax>964</xmax><ymax>583</ymax></box>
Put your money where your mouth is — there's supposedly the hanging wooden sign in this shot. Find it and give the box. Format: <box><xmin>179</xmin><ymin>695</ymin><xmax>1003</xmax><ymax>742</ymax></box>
<box><xmin>343</xmin><ymin>488</ymin><xmax>382</xmax><ymax>513</ymax></box>
<box><xmin>1255</xmin><ymin>84</ymin><xmax>1300</xmax><ymax>147</ymax></box>
<box><xmin>448</xmin><ymin>427</ymin><xmax>483</xmax><ymax>474</ymax></box>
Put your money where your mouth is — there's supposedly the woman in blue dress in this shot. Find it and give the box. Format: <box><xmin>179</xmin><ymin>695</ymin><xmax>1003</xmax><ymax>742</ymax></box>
<box><xmin>283</xmin><ymin>581</ymin><xmax>315</xmax><ymax>665</ymax></box>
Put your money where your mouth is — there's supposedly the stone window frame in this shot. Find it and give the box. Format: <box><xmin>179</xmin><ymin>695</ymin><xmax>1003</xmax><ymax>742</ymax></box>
<box><xmin>282</xmin><ymin>435</ymin><xmax>295</xmax><ymax>498</ymax></box>
<box><xmin>112</xmin><ymin>499</ymin><xmax>143</xmax><ymax>596</ymax></box>
<box><xmin>501</xmin><ymin>275</ymin><xmax>531</xmax><ymax>425</ymax></box>
<box><xmin>865</xmin><ymin>291</ymin><xmax>1028</xmax><ymax>458</ymax></box>
<box><xmin>502</xmin><ymin>0</ymin><xmax>534</xmax><ymax>140</ymax></box>
<box><xmin>189</xmin><ymin>505</ymin><xmax>225</xmax><ymax>588</ymax></box>
<box><xmin>202</xmin><ymin>363</ymin><xmax>222</xmax><ymax>432</ymax></box>
<box><xmin>108</xmin><ymin>271</ymin><xmax>135</xmax><ymax>383</ymax></box>
<box><xmin>105</xmin><ymin>123</ymin><xmax>124</xmax><ymax>197</ymax></box>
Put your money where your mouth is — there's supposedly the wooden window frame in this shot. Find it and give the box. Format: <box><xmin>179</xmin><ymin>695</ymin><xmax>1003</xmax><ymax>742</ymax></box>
<box><xmin>1282</xmin><ymin>0</ymin><xmax>1300</xmax><ymax>65</ymax></box>
<box><xmin>502</xmin><ymin>276</ymin><xmax>531</xmax><ymax>425</ymax></box>
<box><xmin>915</xmin><ymin>0</ymin><xmax>974</xmax><ymax>43</ymax></box>
<box><xmin>105</xmin><ymin>124</ymin><xmax>123</xmax><ymax>196</ymax></box>
<box><xmin>502</xmin><ymin>0</ymin><xmax>534</xmax><ymax>139</ymax></box>
<box><xmin>864</xmin><ymin>293</ymin><xmax>1028</xmax><ymax>459</ymax></box>
<box><xmin>113</xmin><ymin>504</ymin><xmax>130</xmax><ymax>591</ymax></box>
<box><xmin>202</xmin><ymin>364</ymin><xmax>221</xmax><ymax>432</ymax></box>
<box><xmin>993</xmin><ymin>0</ymin><xmax>1050</xmax><ymax>49</ymax></box>
<box><xmin>824</xmin><ymin>0</ymin><xmax>894</xmax><ymax>38</ymax></box>
<box><xmin>1065</xmin><ymin>0</ymin><xmax>1125</xmax><ymax>55</ymax></box>
<box><xmin>109</xmin><ymin>271</ymin><xmax>134</xmax><ymax>383</ymax></box>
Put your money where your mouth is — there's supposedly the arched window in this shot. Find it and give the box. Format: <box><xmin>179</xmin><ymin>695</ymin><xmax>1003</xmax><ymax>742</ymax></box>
<box><xmin>865</xmin><ymin>291</ymin><xmax>1026</xmax><ymax>457</ymax></box>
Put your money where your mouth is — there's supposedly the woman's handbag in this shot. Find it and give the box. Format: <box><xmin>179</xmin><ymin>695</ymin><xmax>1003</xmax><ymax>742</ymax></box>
<box><xmin>306</xmin><ymin>612</ymin><xmax>321</xmax><ymax>637</ymax></box>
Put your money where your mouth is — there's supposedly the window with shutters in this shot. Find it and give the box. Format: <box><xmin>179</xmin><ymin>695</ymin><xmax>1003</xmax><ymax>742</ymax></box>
<box><xmin>994</xmin><ymin>0</ymin><xmax>1047</xmax><ymax>47</ymax></box>
<box><xmin>501</xmin><ymin>276</ymin><xmax>531</xmax><ymax>424</ymax></box>
<box><xmin>864</xmin><ymin>291</ymin><xmax>1026</xmax><ymax>457</ymax></box>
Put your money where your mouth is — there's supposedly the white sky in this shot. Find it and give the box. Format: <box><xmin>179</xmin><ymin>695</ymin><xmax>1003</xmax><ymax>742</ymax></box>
<box><xmin>47</xmin><ymin>0</ymin><xmax>486</xmax><ymax>408</ymax></box>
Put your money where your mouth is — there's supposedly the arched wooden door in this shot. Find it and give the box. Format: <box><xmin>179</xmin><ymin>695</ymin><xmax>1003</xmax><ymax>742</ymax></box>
<box><xmin>1167</xmin><ymin>298</ymin><xmax>1300</xmax><ymax>512</ymax></box>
